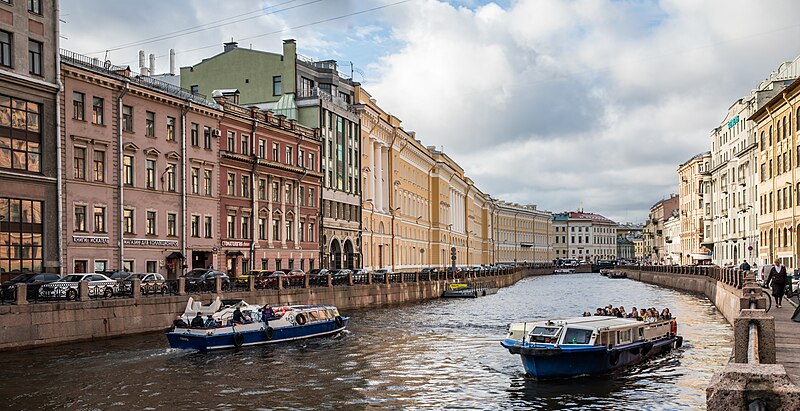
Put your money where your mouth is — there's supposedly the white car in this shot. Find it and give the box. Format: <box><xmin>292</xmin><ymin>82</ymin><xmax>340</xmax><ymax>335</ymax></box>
<box><xmin>39</xmin><ymin>273</ymin><xmax>118</xmax><ymax>300</ymax></box>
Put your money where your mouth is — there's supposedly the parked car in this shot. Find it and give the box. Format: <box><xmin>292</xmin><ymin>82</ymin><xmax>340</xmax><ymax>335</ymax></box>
<box><xmin>307</xmin><ymin>268</ymin><xmax>330</xmax><ymax>285</ymax></box>
<box><xmin>39</xmin><ymin>273</ymin><xmax>118</xmax><ymax>300</ymax></box>
<box><xmin>329</xmin><ymin>269</ymin><xmax>353</xmax><ymax>285</ymax></box>
<box><xmin>1</xmin><ymin>272</ymin><xmax>61</xmax><ymax>300</ymax></box>
<box><xmin>257</xmin><ymin>271</ymin><xmax>286</xmax><ymax>288</ymax></box>
<box><xmin>97</xmin><ymin>270</ymin><xmax>132</xmax><ymax>282</ymax></box>
<box><xmin>119</xmin><ymin>272</ymin><xmax>168</xmax><ymax>294</ymax></box>
<box><xmin>184</xmin><ymin>268</ymin><xmax>229</xmax><ymax>292</ymax></box>
<box><xmin>371</xmin><ymin>268</ymin><xmax>393</xmax><ymax>282</ymax></box>
<box><xmin>237</xmin><ymin>270</ymin><xmax>269</xmax><ymax>286</ymax></box>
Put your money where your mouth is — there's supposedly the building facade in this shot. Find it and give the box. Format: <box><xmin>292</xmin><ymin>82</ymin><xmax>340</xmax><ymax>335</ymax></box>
<box><xmin>493</xmin><ymin>201</ymin><xmax>553</xmax><ymax>264</ymax></box>
<box><xmin>678</xmin><ymin>151</ymin><xmax>711</xmax><ymax>264</ymax></box>
<box><xmin>643</xmin><ymin>196</ymin><xmax>678</xmax><ymax>264</ymax></box>
<box><xmin>61</xmin><ymin>50</ymin><xmax>222</xmax><ymax>277</ymax></box>
<box><xmin>555</xmin><ymin>210</ymin><xmax>618</xmax><ymax>262</ymax></box>
<box><xmin>0</xmin><ymin>0</ymin><xmax>59</xmax><ymax>279</ymax></box>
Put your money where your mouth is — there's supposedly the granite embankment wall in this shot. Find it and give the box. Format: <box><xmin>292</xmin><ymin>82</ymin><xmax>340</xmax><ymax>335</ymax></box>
<box><xmin>0</xmin><ymin>268</ymin><xmax>539</xmax><ymax>351</ymax></box>
<box><xmin>625</xmin><ymin>269</ymin><xmax>741</xmax><ymax>325</ymax></box>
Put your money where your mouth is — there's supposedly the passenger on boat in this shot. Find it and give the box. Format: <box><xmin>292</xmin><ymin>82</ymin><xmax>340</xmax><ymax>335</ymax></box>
<box><xmin>232</xmin><ymin>307</ymin><xmax>245</xmax><ymax>324</ymax></box>
<box><xmin>204</xmin><ymin>315</ymin><xmax>219</xmax><ymax>328</ymax></box>
<box><xmin>173</xmin><ymin>316</ymin><xmax>188</xmax><ymax>328</ymax></box>
<box><xmin>582</xmin><ymin>311</ymin><xmax>592</xmax><ymax>317</ymax></box>
<box><xmin>628</xmin><ymin>307</ymin><xmax>638</xmax><ymax>319</ymax></box>
<box><xmin>595</xmin><ymin>308</ymin><xmax>604</xmax><ymax>316</ymax></box>
<box><xmin>190</xmin><ymin>312</ymin><xmax>205</xmax><ymax>328</ymax></box>
<box><xmin>660</xmin><ymin>308</ymin><xmax>672</xmax><ymax>320</ymax></box>
<box><xmin>261</xmin><ymin>305</ymin><xmax>274</xmax><ymax>323</ymax></box>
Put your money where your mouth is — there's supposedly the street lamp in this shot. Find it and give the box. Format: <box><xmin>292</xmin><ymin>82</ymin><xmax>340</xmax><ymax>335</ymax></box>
<box><xmin>362</xmin><ymin>199</ymin><xmax>375</xmax><ymax>270</ymax></box>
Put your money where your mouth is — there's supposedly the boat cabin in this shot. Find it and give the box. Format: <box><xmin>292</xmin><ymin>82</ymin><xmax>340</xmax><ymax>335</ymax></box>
<box><xmin>507</xmin><ymin>316</ymin><xmax>674</xmax><ymax>347</ymax></box>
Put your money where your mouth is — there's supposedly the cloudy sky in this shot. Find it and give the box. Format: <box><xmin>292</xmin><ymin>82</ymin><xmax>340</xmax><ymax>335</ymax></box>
<box><xmin>61</xmin><ymin>0</ymin><xmax>800</xmax><ymax>224</ymax></box>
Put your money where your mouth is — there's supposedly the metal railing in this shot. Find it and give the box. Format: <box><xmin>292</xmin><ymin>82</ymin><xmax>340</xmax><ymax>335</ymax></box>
<box><xmin>620</xmin><ymin>264</ymin><xmax>747</xmax><ymax>289</ymax></box>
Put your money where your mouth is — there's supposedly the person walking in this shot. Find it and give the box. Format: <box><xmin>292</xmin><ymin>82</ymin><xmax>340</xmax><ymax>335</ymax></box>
<box><xmin>740</xmin><ymin>260</ymin><xmax>751</xmax><ymax>271</ymax></box>
<box><xmin>766</xmin><ymin>260</ymin><xmax>788</xmax><ymax>308</ymax></box>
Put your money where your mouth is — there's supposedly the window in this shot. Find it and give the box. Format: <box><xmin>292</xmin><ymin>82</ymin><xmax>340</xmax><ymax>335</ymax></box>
<box><xmin>166</xmin><ymin>116</ymin><xmax>175</xmax><ymax>141</ymax></box>
<box><xmin>227</xmin><ymin>173</ymin><xmax>235</xmax><ymax>195</ymax></box>
<box><xmin>299</xmin><ymin>150</ymin><xmax>304</xmax><ymax>168</ymax></box>
<box><xmin>227</xmin><ymin>131</ymin><xmax>235</xmax><ymax>152</ymax></box>
<box><xmin>0</xmin><ymin>31</ymin><xmax>10</xmax><ymax>68</ymax></box>
<box><xmin>122</xmin><ymin>105</ymin><xmax>133</xmax><ymax>132</ymax></box>
<box><xmin>167</xmin><ymin>213</ymin><xmax>176</xmax><ymax>236</ymax></box>
<box><xmin>241</xmin><ymin>134</ymin><xmax>249</xmax><ymax>156</ymax></box>
<box><xmin>227</xmin><ymin>215</ymin><xmax>235</xmax><ymax>238</ymax></box>
<box><xmin>308</xmin><ymin>223</ymin><xmax>314</xmax><ymax>242</ymax></box>
<box><xmin>123</xmin><ymin>209</ymin><xmax>133</xmax><ymax>234</ymax></box>
<box><xmin>27</xmin><ymin>0</ymin><xmax>41</xmax><ymax>14</ymax></box>
<box><xmin>258</xmin><ymin>179</ymin><xmax>266</xmax><ymax>200</ymax></box>
<box><xmin>273</xmin><ymin>75</ymin><xmax>282</xmax><ymax>96</ymax></box>
<box><xmin>28</xmin><ymin>40</ymin><xmax>42</xmax><ymax>75</ymax></box>
<box><xmin>204</xmin><ymin>216</ymin><xmax>212</xmax><ymax>238</ymax></box>
<box><xmin>123</xmin><ymin>155</ymin><xmax>133</xmax><ymax>185</ymax></box>
<box><xmin>272</xmin><ymin>219</ymin><xmax>280</xmax><ymax>241</ymax></box>
<box><xmin>93</xmin><ymin>150</ymin><xmax>105</xmax><ymax>182</ymax></box>
<box><xmin>166</xmin><ymin>164</ymin><xmax>176</xmax><ymax>191</ymax></box>
<box><xmin>285</xmin><ymin>182</ymin><xmax>293</xmax><ymax>204</ymax></box>
<box><xmin>272</xmin><ymin>143</ymin><xmax>279</xmax><ymax>161</ymax></box>
<box><xmin>73</xmin><ymin>147</ymin><xmax>86</xmax><ymax>179</ymax></box>
<box><xmin>146</xmin><ymin>159</ymin><xmax>156</xmax><ymax>189</ymax></box>
<box><xmin>308</xmin><ymin>188</ymin><xmax>315</xmax><ymax>206</ymax></box>
<box><xmin>145</xmin><ymin>111</ymin><xmax>154</xmax><ymax>136</ymax></box>
<box><xmin>204</xmin><ymin>169</ymin><xmax>212</xmax><ymax>196</ymax></box>
<box><xmin>74</xmin><ymin>205</ymin><xmax>86</xmax><ymax>231</ymax></box>
<box><xmin>258</xmin><ymin>139</ymin><xmax>265</xmax><ymax>158</ymax></box>
<box><xmin>299</xmin><ymin>222</ymin><xmax>304</xmax><ymax>242</ymax></box>
<box><xmin>241</xmin><ymin>175</ymin><xmax>250</xmax><ymax>198</ymax></box>
<box><xmin>0</xmin><ymin>95</ymin><xmax>41</xmax><ymax>172</ymax></box>
<box><xmin>286</xmin><ymin>146</ymin><xmax>293</xmax><ymax>165</ymax></box>
<box><xmin>146</xmin><ymin>211</ymin><xmax>156</xmax><ymax>235</ymax></box>
<box><xmin>258</xmin><ymin>217</ymin><xmax>266</xmax><ymax>240</ymax></box>
<box><xmin>191</xmin><ymin>167</ymin><xmax>199</xmax><ymax>194</ymax></box>
<box><xmin>92</xmin><ymin>97</ymin><xmax>104</xmax><ymax>125</ymax></box>
<box><xmin>94</xmin><ymin>206</ymin><xmax>106</xmax><ymax>233</ymax></box>
<box><xmin>0</xmin><ymin>197</ymin><xmax>44</xmax><ymax>273</ymax></box>
<box><xmin>272</xmin><ymin>181</ymin><xmax>280</xmax><ymax>202</ymax></box>
<box><xmin>72</xmin><ymin>92</ymin><xmax>85</xmax><ymax>120</ymax></box>
<box><xmin>242</xmin><ymin>216</ymin><xmax>250</xmax><ymax>239</ymax></box>
<box><xmin>299</xmin><ymin>187</ymin><xmax>305</xmax><ymax>206</ymax></box>
<box><xmin>309</xmin><ymin>153</ymin><xmax>315</xmax><ymax>171</ymax></box>
<box><xmin>286</xmin><ymin>220</ymin><xmax>293</xmax><ymax>242</ymax></box>
<box><xmin>191</xmin><ymin>215</ymin><xmax>200</xmax><ymax>237</ymax></box>
<box><xmin>203</xmin><ymin>126</ymin><xmax>211</xmax><ymax>149</ymax></box>
<box><xmin>190</xmin><ymin>123</ymin><xmax>199</xmax><ymax>146</ymax></box>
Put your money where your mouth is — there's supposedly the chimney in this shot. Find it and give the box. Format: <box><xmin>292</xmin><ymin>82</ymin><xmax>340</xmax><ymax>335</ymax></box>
<box><xmin>169</xmin><ymin>49</ymin><xmax>175</xmax><ymax>75</ymax></box>
<box><xmin>149</xmin><ymin>53</ymin><xmax>155</xmax><ymax>75</ymax></box>
<box><xmin>223</xmin><ymin>41</ymin><xmax>238</xmax><ymax>52</ymax></box>
<box><xmin>138</xmin><ymin>50</ymin><xmax>145</xmax><ymax>72</ymax></box>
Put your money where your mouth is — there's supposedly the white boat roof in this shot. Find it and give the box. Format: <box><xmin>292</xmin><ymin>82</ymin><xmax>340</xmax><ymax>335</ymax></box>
<box><xmin>513</xmin><ymin>316</ymin><xmax>645</xmax><ymax>330</ymax></box>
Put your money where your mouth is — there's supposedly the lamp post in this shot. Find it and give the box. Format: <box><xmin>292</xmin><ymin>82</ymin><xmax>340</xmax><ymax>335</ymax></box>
<box><xmin>362</xmin><ymin>199</ymin><xmax>375</xmax><ymax>270</ymax></box>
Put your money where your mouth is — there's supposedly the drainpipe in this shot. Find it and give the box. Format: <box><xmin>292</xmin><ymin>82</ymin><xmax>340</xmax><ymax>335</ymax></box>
<box><xmin>250</xmin><ymin>112</ymin><xmax>257</xmax><ymax>270</ymax></box>
<box><xmin>180</xmin><ymin>102</ymin><xmax>190</xmax><ymax>278</ymax></box>
<box><xmin>387</xmin><ymin>130</ymin><xmax>401</xmax><ymax>270</ymax></box>
<box><xmin>54</xmin><ymin>11</ymin><xmax>63</xmax><ymax>274</ymax></box>
<box><xmin>426</xmin><ymin>163</ymin><xmax>437</xmax><ymax>268</ymax></box>
<box><xmin>117</xmin><ymin>82</ymin><xmax>129</xmax><ymax>270</ymax></box>
<box><xmin>765</xmin><ymin>106</ymin><xmax>776</xmax><ymax>263</ymax></box>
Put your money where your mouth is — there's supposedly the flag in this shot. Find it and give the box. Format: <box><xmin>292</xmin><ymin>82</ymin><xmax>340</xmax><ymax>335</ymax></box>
<box><xmin>790</xmin><ymin>226</ymin><xmax>794</xmax><ymax>232</ymax></box>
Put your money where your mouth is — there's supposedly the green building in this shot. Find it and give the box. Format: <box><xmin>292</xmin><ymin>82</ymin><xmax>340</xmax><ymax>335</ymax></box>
<box><xmin>181</xmin><ymin>40</ymin><xmax>362</xmax><ymax>269</ymax></box>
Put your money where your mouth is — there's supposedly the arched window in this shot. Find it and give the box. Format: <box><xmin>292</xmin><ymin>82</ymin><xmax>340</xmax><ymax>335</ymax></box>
<box><xmin>784</xmin><ymin>227</ymin><xmax>788</xmax><ymax>247</ymax></box>
<box><xmin>761</xmin><ymin>131</ymin><xmax>766</xmax><ymax>150</ymax></box>
<box><xmin>783</xmin><ymin>116</ymin><xmax>787</xmax><ymax>140</ymax></box>
<box><xmin>769</xmin><ymin>125</ymin><xmax>773</xmax><ymax>146</ymax></box>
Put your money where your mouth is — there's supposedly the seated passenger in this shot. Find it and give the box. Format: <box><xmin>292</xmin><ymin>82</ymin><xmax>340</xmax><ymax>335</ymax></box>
<box><xmin>595</xmin><ymin>308</ymin><xmax>604</xmax><ymax>316</ymax></box>
<box><xmin>232</xmin><ymin>307</ymin><xmax>245</xmax><ymax>324</ymax></box>
<box><xmin>629</xmin><ymin>307</ymin><xmax>638</xmax><ymax>319</ymax></box>
<box><xmin>173</xmin><ymin>315</ymin><xmax>189</xmax><ymax>328</ymax></box>
<box><xmin>660</xmin><ymin>308</ymin><xmax>671</xmax><ymax>320</ymax></box>
<box><xmin>190</xmin><ymin>312</ymin><xmax>205</xmax><ymax>328</ymax></box>
<box><xmin>204</xmin><ymin>315</ymin><xmax>218</xmax><ymax>328</ymax></box>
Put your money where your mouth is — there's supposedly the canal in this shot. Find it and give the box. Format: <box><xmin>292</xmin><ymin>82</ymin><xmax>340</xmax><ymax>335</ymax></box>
<box><xmin>0</xmin><ymin>273</ymin><xmax>732</xmax><ymax>410</ymax></box>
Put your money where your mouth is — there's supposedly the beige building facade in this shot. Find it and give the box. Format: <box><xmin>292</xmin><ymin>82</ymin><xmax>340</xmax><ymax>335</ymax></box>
<box><xmin>678</xmin><ymin>152</ymin><xmax>711</xmax><ymax>264</ymax></box>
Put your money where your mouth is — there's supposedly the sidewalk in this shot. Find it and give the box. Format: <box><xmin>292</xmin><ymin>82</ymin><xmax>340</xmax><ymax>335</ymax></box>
<box><xmin>775</xmin><ymin>296</ymin><xmax>800</xmax><ymax>385</ymax></box>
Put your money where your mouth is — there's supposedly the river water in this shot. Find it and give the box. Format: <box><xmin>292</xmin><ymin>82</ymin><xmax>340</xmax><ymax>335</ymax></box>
<box><xmin>0</xmin><ymin>273</ymin><xmax>732</xmax><ymax>410</ymax></box>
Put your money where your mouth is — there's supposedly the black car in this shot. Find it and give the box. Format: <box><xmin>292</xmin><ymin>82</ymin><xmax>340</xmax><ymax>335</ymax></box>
<box><xmin>328</xmin><ymin>269</ymin><xmax>352</xmax><ymax>285</ymax></box>
<box><xmin>307</xmin><ymin>269</ymin><xmax>330</xmax><ymax>285</ymax></box>
<box><xmin>184</xmin><ymin>268</ymin><xmax>230</xmax><ymax>292</ymax></box>
<box><xmin>97</xmin><ymin>270</ymin><xmax>132</xmax><ymax>281</ymax></box>
<box><xmin>2</xmin><ymin>273</ymin><xmax>61</xmax><ymax>300</ymax></box>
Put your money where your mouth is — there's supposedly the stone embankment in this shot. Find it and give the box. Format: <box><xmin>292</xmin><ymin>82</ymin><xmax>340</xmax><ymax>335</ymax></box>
<box><xmin>0</xmin><ymin>266</ymin><xmax>551</xmax><ymax>351</ymax></box>
<box><xmin>620</xmin><ymin>265</ymin><xmax>800</xmax><ymax>410</ymax></box>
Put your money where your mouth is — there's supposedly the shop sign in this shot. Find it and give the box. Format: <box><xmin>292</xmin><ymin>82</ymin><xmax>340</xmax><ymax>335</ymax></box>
<box><xmin>123</xmin><ymin>238</ymin><xmax>179</xmax><ymax>247</ymax></box>
<box><xmin>221</xmin><ymin>240</ymin><xmax>252</xmax><ymax>247</ymax></box>
<box><xmin>727</xmin><ymin>115</ymin><xmax>739</xmax><ymax>129</ymax></box>
<box><xmin>72</xmin><ymin>235</ymin><xmax>109</xmax><ymax>244</ymax></box>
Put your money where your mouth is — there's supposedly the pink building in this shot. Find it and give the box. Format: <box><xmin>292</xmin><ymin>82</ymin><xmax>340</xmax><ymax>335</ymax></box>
<box><xmin>60</xmin><ymin>51</ymin><xmax>222</xmax><ymax>278</ymax></box>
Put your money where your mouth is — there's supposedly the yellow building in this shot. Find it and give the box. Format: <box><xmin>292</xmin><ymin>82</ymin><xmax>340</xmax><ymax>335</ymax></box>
<box><xmin>751</xmin><ymin>77</ymin><xmax>800</xmax><ymax>267</ymax></box>
<box><xmin>491</xmin><ymin>201</ymin><xmax>553</xmax><ymax>264</ymax></box>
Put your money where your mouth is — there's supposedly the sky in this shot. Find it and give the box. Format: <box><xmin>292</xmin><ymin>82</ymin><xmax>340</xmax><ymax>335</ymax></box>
<box><xmin>60</xmin><ymin>0</ymin><xmax>800</xmax><ymax>224</ymax></box>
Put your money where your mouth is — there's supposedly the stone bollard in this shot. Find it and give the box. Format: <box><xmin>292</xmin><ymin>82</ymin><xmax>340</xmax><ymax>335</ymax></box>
<box><xmin>249</xmin><ymin>275</ymin><xmax>255</xmax><ymax>292</ymax></box>
<box><xmin>384</xmin><ymin>272</ymin><xmax>390</xmax><ymax>285</ymax></box>
<box><xmin>348</xmin><ymin>273</ymin><xmax>353</xmax><ymax>286</ymax></box>
<box><xmin>367</xmin><ymin>272</ymin><xmax>373</xmax><ymax>285</ymax></box>
<box><xmin>326</xmin><ymin>274</ymin><xmax>332</xmax><ymax>288</ymax></box>
<box><xmin>215</xmin><ymin>276</ymin><xmax>222</xmax><ymax>294</ymax></box>
<box><xmin>178</xmin><ymin>278</ymin><xmax>186</xmax><ymax>295</ymax></box>
<box><xmin>415</xmin><ymin>272</ymin><xmax>420</xmax><ymax>283</ymax></box>
<box><xmin>79</xmin><ymin>280</ymin><xmax>90</xmax><ymax>301</ymax></box>
<box><xmin>303</xmin><ymin>274</ymin><xmax>309</xmax><ymax>288</ymax></box>
<box><xmin>733</xmin><ymin>309</ymin><xmax>776</xmax><ymax>364</ymax></box>
<box><xmin>15</xmin><ymin>283</ymin><xmax>27</xmax><ymax>305</ymax></box>
<box><xmin>132</xmin><ymin>278</ymin><xmax>142</xmax><ymax>300</ymax></box>
<box><xmin>707</xmin><ymin>363</ymin><xmax>800</xmax><ymax>411</ymax></box>
<box><xmin>400</xmin><ymin>272</ymin><xmax>404</xmax><ymax>283</ymax></box>
<box><xmin>278</xmin><ymin>275</ymin><xmax>284</xmax><ymax>290</ymax></box>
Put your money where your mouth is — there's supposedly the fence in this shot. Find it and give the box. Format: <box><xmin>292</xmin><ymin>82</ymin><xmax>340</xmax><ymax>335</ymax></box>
<box><xmin>621</xmin><ymin>264</ymin><xmax>747</xmax><ymax>289</ymax></box>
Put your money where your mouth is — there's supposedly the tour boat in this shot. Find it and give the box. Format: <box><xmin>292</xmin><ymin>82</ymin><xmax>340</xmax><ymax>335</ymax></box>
<box><xmin>442</xmin><ymin>282</ymin><xmax>498</xmax><ymax>298</ymax></box>
<box><xmin>501</xmin><ymin>316</ymin><xmax>682</xmax><ymax>380</ymax></box>
<box><xmin>608</xmin><ymin>271</ymin><xmax>628</xmax><ymax>279</ymax></box>
<box><xmin>165</xmin><ymin>297</ymin><xmax>348</xmax><ymax>351</ymax></box>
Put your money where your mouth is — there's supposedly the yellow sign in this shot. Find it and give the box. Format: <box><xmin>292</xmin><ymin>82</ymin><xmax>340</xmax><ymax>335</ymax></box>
<box><xmin>449</xmin><ymin>283</ymin><xmax>469</xmax><ymax>290</ymax></box>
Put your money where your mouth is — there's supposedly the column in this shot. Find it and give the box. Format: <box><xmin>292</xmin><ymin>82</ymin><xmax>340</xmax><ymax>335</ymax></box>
<box><xmin>368</xmin><ymin>138</ymin><xmax>376</xmax><ymax>203</ymax></box>
<box><xmin>267</xmin><ymin>176</ymin><xmax>274</xmax><ymax>245</ymax></box>
<box><xmin>374</xmin><ymin>142</ymin><xmax>383</xmax><ymax>211</ymax></box>
<box><xmin>280</xmin><ymin>177</ymin><xmax>286</xmax><ymax>247</ymax></box>
<box><xmin>294</xmin><ymin>180</ymin><xmax>300</xmax><ymax>249</ymax></box>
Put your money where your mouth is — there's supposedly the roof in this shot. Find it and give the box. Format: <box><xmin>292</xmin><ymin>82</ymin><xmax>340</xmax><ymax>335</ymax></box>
<box><xmin>749</xmin><ymin>76</ymin><xmax>800</xmax><ymax>122</ymax></box>
<box><xmin>564</xmin><ymin>211</ymin><xmax>617</xmax><ymax>225</ymax></box>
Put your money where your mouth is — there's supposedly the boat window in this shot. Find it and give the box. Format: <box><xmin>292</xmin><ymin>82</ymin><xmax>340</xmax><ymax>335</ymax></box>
<box><xmin>562</xmin><ymin>328</ymin><xmax>593</xmax><ymax>344</ymax></box>
<box><xmin>531</xmin><ymin>326</ymin><xmax>560</xmax><ymax>337</ymax></box>
<box><xmin>617</xmin><ymin>329</ymin><xmax>631</xmax><ymax>343</ymax></box>
<box><xmin>638</xmin><ymin>328</ymin><xmax>644</xmax><ymax>338</ymax></box>
<box><xmin>319</xmin><ymin>310</ymin><xmax>330</xmax><ymax>320</ymax></box>
<box><xmin>326</xmin><ymin>309</ymin><xmax>335</xmax><ymax>318</ymax></box>
<box><xmin>308</xmin><ymin>311</ymin><xmax>319</xmax><ymax>322</ymax></box>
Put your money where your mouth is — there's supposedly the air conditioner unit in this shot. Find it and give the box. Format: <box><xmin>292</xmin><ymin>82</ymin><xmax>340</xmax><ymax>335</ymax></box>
<box><xmin>212</xmin><ymin>128</ymin><xmax>221</xmax><ymax>137</ymax></box>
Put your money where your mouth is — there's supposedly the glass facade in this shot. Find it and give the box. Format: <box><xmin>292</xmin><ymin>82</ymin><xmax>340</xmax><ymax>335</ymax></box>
<box><xmin>0</xmin><ymin>197</ymin><xmax>43</xmax><ymax>273</ymax></box>
<box><xmin>0</xmin><ymin>94</ymin><xmax>41</xmax><ymax>173</ymax></box>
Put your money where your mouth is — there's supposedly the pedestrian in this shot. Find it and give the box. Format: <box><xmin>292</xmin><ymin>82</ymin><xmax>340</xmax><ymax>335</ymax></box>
<box><xmin>740</xmin><ymin>260</ymin><xmax>751</xmax><ymax>271</ymax></box>
<box><xmin>766</xmin><ymin>260</ymin><xmax>788</xmax><ymax>308</ymax></box>
<box><xmin>190</xmin><ymin>312</ymin><xmax>204</xmax><ymax>328</ymax></box>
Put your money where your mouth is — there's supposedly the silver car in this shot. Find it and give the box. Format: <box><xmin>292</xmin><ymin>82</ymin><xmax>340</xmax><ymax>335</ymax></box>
<box><xmin>39</xmin><ymin>273</ymin><xmax>118</xmax><ymax>300</ymax></box>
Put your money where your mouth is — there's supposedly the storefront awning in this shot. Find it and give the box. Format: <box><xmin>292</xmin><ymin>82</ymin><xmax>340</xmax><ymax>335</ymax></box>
<box><xmin>165</xmin><ymin>251</ymin><xmax>185</xmax><ymax>259</ymax></box>
<box><xmin>226</xmin><ymin>250</ymin><xmax>244</xmax><ymax>257</ymax></box>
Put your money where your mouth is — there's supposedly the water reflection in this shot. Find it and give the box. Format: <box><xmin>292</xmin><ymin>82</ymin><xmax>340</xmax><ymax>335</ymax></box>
<box><xmin>0</xmin><ymin>273</ymin><xmax>731</xmax><ymax>410</ymax></box>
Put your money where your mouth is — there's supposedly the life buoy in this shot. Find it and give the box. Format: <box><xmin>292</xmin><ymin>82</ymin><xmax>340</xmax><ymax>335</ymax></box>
<box><xmin>264</xmin><ymin>327</ymin><xmax>274</xmax><ymax>340</ymax></box>
<box><xmin>670</xmin><ymin>320</ymin><xmax>678</xmax><ymax>335</ymax></box>
<box><xmin>233</xmin><ymin>332</ymin><xmax>244</xmax><ymax>348</ymax></box>
<box><xmin>296</xmin><ymin>313</ymin><xmax>307</xmax><ymax>325</ymax></box>
<box><xmin>335</xmin><ymin>316</ymin><xmax>344</xmax><ymax>328</ymax></box>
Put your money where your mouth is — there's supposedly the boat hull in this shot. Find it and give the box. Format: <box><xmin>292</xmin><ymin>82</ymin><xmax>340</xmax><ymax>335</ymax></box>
<box><xmin>166</xmin><ymin>317</ymin><xmax>349</xmax><ymax>351</ymax></box>
<box><xmin>442</xmin><ymin>287</ymin><xmax>498</xmax><ymax>298</ymax></box>
<box><xmin>502</xmin><ymin>336</ymin><xmax>680</xmax><ymax>380</ymax></box>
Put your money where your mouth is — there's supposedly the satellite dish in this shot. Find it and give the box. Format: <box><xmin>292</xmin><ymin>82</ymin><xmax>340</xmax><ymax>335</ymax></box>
<box><xmin>103</xmin><ymin>60</ymin><xmax>112</xmax><ymax>69</ymax></box>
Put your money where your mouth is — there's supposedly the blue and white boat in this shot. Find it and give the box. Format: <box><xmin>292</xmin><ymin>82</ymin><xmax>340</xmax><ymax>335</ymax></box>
<box><xmin>166</xmin><ymin>297</ymin><xmax>348</xmax><ymax>351</ymax></box>
<box><xmin>501</xmin><ymin>316</ymin><xmax>682</xmax><ymax>380</ymax></box>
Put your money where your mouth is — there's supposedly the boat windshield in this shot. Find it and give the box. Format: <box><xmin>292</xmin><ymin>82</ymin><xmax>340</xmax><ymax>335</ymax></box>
<box><xmin>530</xmin><ymin>326</ymin><xmax>560</xmax><ymax>337</ymax></box>
<box><xmin>562</xmin><ymin>328</ymin><xmax>593</xmax><ymax>344</ymax></box>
